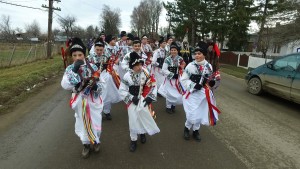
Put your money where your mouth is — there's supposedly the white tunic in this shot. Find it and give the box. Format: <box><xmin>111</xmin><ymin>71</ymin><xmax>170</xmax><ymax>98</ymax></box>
<box><xmin>180</xmin><ymin>60</ymin><xmax>219</xmax><ymax>126</ymax></box>
<box><xmin>119</xmin><ymin>68</ymin><xmax>160</xmax><ymax>135</ymax></box>
<box><xmin>158</xmin><ymin>55</ymin><xmax>184</xmax><ymax>105</ymax></box>
<box><xmin>61</xmin><ymin>63</ymin><xmax>104</xmax><ymax>144</ymax></box>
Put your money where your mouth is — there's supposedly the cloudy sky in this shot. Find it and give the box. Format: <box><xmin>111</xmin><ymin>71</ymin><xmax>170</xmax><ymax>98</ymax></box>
<box><xmin>0</xmin><ymin>0</ymin><xmax>174</xmax><ymax>33</ymax></box>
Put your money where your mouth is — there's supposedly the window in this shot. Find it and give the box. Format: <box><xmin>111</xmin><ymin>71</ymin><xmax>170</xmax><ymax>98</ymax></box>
<box><xmin>273</xmin><ymin>44</ymin><xmax>281</xmax><ymax>54</ymax></box>
<box><xmin>274</xmin><ymin>55</ymin><xmax>300</xmax><ymax>71</ymax></box>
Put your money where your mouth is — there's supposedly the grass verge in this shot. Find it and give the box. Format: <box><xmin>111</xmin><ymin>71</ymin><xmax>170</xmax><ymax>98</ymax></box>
<box><xmin>220</xmin><ymin>64</ymin><xmax>248</xmax><ymax>79</ymax></box>
<box><xmin>0</xmin><ymin>56</ymin><xmax>64</xmax><ymax>114</ymax></box>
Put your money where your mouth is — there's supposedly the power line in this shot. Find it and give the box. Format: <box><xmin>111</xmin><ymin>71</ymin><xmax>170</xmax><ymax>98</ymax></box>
<box><xmin>0</xmin><ymin>0</ymin><xmax>45</xmax><ymax>11</ymax></box>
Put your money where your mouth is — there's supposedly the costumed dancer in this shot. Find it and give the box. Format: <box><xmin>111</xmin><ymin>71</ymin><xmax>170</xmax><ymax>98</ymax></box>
<box><xmin>180</xmin><ymin>41</ymin><xmax>221</xmax><ymax>142</ymax></box>
<box><xmin>180</xmin><ymin>31</ymin><xmax>193</xmax><ymax>65</ymax></box>
<box><xmin>206</xmin><ymin>40</ymin><xmax>221</xmax><ymax>90</ymax></box>
<box><xmin>61</xmin><ymin>38</ymin><xmax>104</xmax><ymax>158</ymax></box>
<box><xmin>89</xmin><ymin>31</ymin><xmax>106</xmax><ymax>56</ymax></box>
<box><xmin>141</xmin><ymin>34</ymin><xmax>153</xmax><ymax>72</ymax></box>
<box><xmin>121</xmin><ymin>37</ymin><xmax>147</xmax><ymax>74</ymax></box>
<box><xmin>165</xmin><ymin>34</ymin><xmax>174</xmax><ymax>57</ymax></box>
<box><xmin>88</xmin><ymin>38</ymin><xmax>122</xmax><ymax>120</ymax></box>
<box><xmin>119</xmin><ymin>52</ymin><xmax>160</xmax><ymax>152</ymax></box>
<box><xmin>116</xmin><ymin>31</ymin><xmax>129</xmax><ymax>79</ymax></box>
<box><xmin>151</xmin><ymin>36</ymin><xmax>167</xmax><ymax>92</ymax></box>
<box><xmin>158</xmin><ymin>42</ymin><xmax>186</xmax><ymax>114</ymax></box>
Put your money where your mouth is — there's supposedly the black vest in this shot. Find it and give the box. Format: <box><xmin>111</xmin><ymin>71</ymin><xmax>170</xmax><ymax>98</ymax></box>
<box><xmin>157</xmin><ymin>58</ymin><xmax>164</xmax><ymax>68</ymax></box>
<box><xmin>129</xmin><ymin>86</ymin><xmax>140</xmax><ymax>96</ymax></box>
<box><xmin>168</xmin><ymin>66</ymin><xmax>178</xmax><ymax>74</ymax></box>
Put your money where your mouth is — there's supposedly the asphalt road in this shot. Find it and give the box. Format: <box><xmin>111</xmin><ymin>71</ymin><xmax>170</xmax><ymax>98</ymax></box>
<box><xmin>0</xmin><ymin>73</ymin><xmax>299</xmax><ymax>169</ymax></box>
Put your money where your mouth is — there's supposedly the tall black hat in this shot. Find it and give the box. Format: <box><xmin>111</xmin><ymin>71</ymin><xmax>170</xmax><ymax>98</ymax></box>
<box><xmin>141</xmin><ymin>34</ymin><xmax>148</xmax><ymax>39</ymax></box>
<box><xmin>129</xmin><ymin>52</ymin><xmax>144</xmax><ymax>69</ymax></box>
<box><xmin>69</xmin><ymin>37</ymin><xmax>86</xmax><ymax>55</ymax></box>
<box><xmin>194</xmin><ymin>41</ymin><xmax>209</xmax><ymax>56</ymax></box>
<box><xmin>127</xmin><ymin>33</ymin><xmax>134</xmax><ymax>41</ymax></box>
<box><xmin>170</xmin><ymin>42</ymin><xmax>179</xmax><ymax>51</ymax></box>
<box><xmin>120</xmin><ymin>31</ymin><xmax>127</xmax><ymax>37</ymax></box>
<box><xmin>166</xmin><ymin>34</ymin><xmax>174</xmax><ymax>41</ymax></box>
<box><xmin>105</xmin><ymin>35</ymin><xmax>116</xmax><ymax>44</ymax></box>
<box><xmin>94</xmin><ymin>37</ymin><xmax>105</xmax><ymax>47</ymax></box>
<box><xmin>158</xmin><ymin>36</ymin><xmax>165</xmax><ymax>45</ymax></box>
<box><xmin>100</xmin><ymin>31</ymin><xmax>105</xmax><ymax>36</ymax></box>
<box><xmin>132</xmin><ymin>37</ymin><xmax>141</xmax><ymax>45</ymax></box>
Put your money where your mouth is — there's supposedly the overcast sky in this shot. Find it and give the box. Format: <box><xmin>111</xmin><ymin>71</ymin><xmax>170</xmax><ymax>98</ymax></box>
<box><xmin>0</xmin><ymin>0</ymin><xmax>174</xmax><ymax>33</ymax></box>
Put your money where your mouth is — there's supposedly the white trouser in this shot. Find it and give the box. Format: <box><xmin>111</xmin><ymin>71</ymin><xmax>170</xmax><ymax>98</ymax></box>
<box><xmin>166</xmin><ymin>100</ymin><xmax>172</xmax><ymax>109</ymax></box>
<box><xmin>130</xmin><ymin>132</ymin><xmax>138</xmax><ymax>141</ymax></box>
<box><xmin>103</xmin><ymin>103</ymin><xmax>111</xmax><ymax>114</ymax></box>
<box><xmin>185</xmin><ymin>120</ymin><xmax>201</xmax><ymax>131</ymax></box>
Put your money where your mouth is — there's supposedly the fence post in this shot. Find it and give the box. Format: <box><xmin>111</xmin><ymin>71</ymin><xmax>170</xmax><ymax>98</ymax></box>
<box><xmin>237</xmin><ymin>54</ymin><xmax>241</xmax><ymax>67</ymax></box>
<box><xmin>8</xmin><ymin>45</ymin><xmax>16</xmax><ymax>67</ymax></box>
<box><xmin>34</xmin><ymin>44</ymin><xmax>37</xmax><ymax>59</ymax></box>
<box><xmin>25</xmin><ymin>46</ymin><xmax>33</xmax><ymax>63</ymax></box>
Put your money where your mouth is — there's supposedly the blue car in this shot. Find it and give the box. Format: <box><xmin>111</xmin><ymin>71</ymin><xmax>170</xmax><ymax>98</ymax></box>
<box><xmin>245</xmin><ymin>53</ymin><xmax>300</xmax><ymax>104</ymax></box>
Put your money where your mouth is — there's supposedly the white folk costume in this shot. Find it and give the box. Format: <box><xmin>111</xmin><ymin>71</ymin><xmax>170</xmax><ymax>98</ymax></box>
<box><xmin>141</xmin><ymin>35</ymin><xmax>153</xmax><ymax>72</ymax></box>
<box><xmin>61</xmin><ymin>38</ymin><xmax>103</xmax><ymax>158</ymax></box>
<box><xmin>62</xmin><ymin>61</ymin><xmax>104</xmax><ymax>144</ymax></box>
<box><xmin>152</xmin><ymin>47</ymin><xmax>166</xmax><ymax>88</ymax></box>
<box><xmin>116</xmin><ymin>31</ymin><xmax>130</xmax><ymax>79</ymax></box>
<box><xmin>88</xmin><ymin>40</ymin><xmax>121</xmax><ymax>119</ymax></box>
<box><xmin>158</xmin><ymin>51</ymin><xmax>185</xmax><ymax>112</ymax></box>
<box><xmin>119</xmin><ymin>52</ymin><xmax>159</xmax><ymax>152</ymax></box>
<box><xmin>180</xmin><ymin>41</ymin><xmax>221</xmax><ymax>141</ymax></box>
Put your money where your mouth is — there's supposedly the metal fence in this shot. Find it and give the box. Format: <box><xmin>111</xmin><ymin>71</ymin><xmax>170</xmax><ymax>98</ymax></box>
<box><xmin>0</xmin><ymin>42</ymin><xmax>61</xmax><ymax>68</ymax></box>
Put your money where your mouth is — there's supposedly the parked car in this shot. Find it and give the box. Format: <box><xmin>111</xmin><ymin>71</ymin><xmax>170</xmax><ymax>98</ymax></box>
<box><xmin>245</xmin><ymin>53</ymin><xmax>300</xmax><ymax>104</ymax></box>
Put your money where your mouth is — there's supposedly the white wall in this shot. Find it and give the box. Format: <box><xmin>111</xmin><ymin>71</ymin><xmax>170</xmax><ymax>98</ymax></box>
<box><xmin>248</xmin><ymin>56</ymin><xmax>273</xmax><ymax>68</ymax></box>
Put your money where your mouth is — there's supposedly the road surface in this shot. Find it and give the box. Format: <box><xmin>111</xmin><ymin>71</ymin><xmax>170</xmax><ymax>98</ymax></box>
<box><xmin>0</xmin><ymin>73</ymin><xmax>299</xmax><ymax>169</ymax></box>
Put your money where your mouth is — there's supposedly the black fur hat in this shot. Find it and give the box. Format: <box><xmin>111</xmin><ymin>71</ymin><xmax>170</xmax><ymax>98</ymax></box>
<box><xmin>69</xmin><ymin>37</ymin><xmax>86</xmax><ymax>55</ymax></box>
<box><xmin>195</xmin><ymin>41</ymin><xmax>209</xmax><ymax>56</ymax></box>
<box><xmin>94</xmin><ymin>37</ymin><xmax>105</xmax><ymax>47</ymax></box>
<box><xmin>158</xmin><ymin>36</ymin><xmax>165</xmax><ymax>45</ymax></box>
<box><xmin>105</xmin><ymin>35</ymin><xmax>116</xmax><ymax>44</ymax></box>
<box><xmin>100</xmin><ymin>31</ymin><xmax>105</xmax><ymax>36</ymax></box>
<box><xmin>127</xmin><ymin>33</ymin><xmax>134</xmax><ymax>41</ymax></box>
<box><xmin>166</xmin><ymin>34</ymin><xmax>174</xmax><ymax>41</ymax></box>
<box><xmin>132</xmin><ymin>37</ymin><xmax>141</xmax><ymax>45</ymax></box>
<box><xmin>120</xmin><ymin>31</ymin><xmax>127</xmax><ymax>37</ymax></box>
<box><xmin>141</xmin><ymin>34</ymin><xmax>148</xmax><ymax>39</ymax></box>
<box><xmin>129</xmin><ymin>52</ymin><xmax>144</xmax><ymax>69</ymax></box>
<box><xmin>170</xmin><ymin>42</ymin><xmax>179</xmax><ymax>51</ymax></box>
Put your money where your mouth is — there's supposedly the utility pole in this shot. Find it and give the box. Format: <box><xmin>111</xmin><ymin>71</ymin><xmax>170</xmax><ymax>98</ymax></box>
<box><xmin>42</xmin><ymin>0</ymin><xmax>61</xmax><ymax>59</ymax></box>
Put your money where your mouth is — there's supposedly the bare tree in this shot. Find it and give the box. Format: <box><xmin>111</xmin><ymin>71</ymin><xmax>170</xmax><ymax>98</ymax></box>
<box><xmin>100</xmin><ymin>5</ymin><xmax>121</xmax><ymax>36</ymax></box>
<box><xmin>0</xmin><ymin>15</ymin><xmax>15</xmax><ymax>42</ymax></box>
<box><xmin>57</xmin><ymin>15</ymin><xmax>77</xmax><ymax>38</ymax></box>
<box><xmin>25</xmin><ymin>20</ymin><xmax>41</xmax><ymax>38</ymax></box>
<box><xmin>130</xmin><ymin>0</ymin><xmax>162</xmax><ymax>38</ymax></box>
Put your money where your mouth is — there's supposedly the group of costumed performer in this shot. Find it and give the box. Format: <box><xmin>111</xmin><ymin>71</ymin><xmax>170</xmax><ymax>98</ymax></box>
<box><xmin>180</xmin><ymin>41</ymin><xmax>221</xmax><ymax>142</ymax></box>
<box><xmin>61</xmin><ymin>38</ymin><xmax>104</xmax><ymax>158</ymax></box>
<box><xmin>119</xmin><ymin>51</ymin><xmax>160</xmax><ymax>152</ymax></box>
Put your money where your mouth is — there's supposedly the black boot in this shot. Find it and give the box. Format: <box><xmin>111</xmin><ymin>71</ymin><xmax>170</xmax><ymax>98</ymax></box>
<box><xmin>82</xmin><ymin>144</ymin><xmax>91</xmax><ymax>159</ymax></box>
<box><xmin>184</xmin><ymin>127</ymin><xmax>190</xmax><ymax>140</ymax></box>
<box><xmin>105</xmin><ymin>113</ymin><xmax>112</xmax><ymax>120</ymax></box>
<box><xmin>140</xmin><ymin>134</ymin><xmax>146</xmax><ymax>144</ymax></box>
<box><xmin>171</xmin><ymin>105</ymin><xmax>176</xmax><ymax>113</ymax></box>
<box><xmin>193</xmin><ymin>130</ymin><xmax>201</xmax><ymax>142</ymax></box>
<box><xmin>129</xmin><ymin>141</ymin><xmax>137</xmax><ymax>152</ymax></box>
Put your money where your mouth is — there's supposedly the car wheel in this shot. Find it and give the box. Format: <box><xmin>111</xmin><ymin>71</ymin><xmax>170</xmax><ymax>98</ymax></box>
<box><xmin>247</xmin><ymin>77</ymin><xmax>263</xmax><ymax>95</ymax></box>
